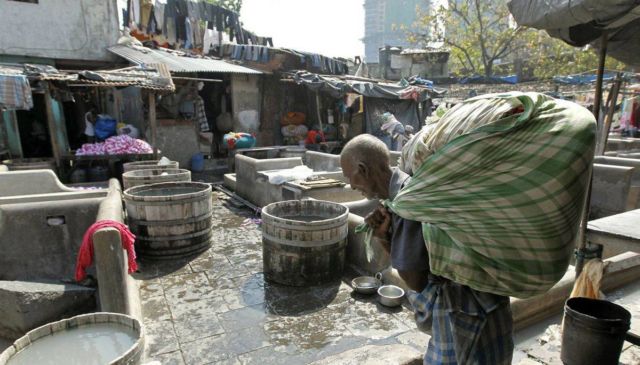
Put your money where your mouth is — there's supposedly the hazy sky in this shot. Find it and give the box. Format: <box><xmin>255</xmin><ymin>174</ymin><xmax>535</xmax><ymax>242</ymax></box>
<box><xmin>240</xmin><ymin>0</ymin><xmax>365</xmax><ymax>59</ymax></box>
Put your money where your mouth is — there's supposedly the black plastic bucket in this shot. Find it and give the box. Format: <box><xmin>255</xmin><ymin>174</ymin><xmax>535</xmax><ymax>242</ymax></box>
<box><xmin>561</xmin><ymin>297</ymin><xmax>631</xmax><ymax>365</ymax></box>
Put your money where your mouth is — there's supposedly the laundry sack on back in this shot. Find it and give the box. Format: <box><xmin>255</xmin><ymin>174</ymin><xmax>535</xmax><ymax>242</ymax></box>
<box><xmin>391</xmin><ymin>92</ymin><xmax>596</xmax><ymax>298</ymax></box>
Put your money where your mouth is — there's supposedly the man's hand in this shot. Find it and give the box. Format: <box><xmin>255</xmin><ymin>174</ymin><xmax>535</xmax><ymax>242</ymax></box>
<box><xmin>365</xmin><ymin>206</ymin><xmax>391</xmax><ymax>240</ymax></box>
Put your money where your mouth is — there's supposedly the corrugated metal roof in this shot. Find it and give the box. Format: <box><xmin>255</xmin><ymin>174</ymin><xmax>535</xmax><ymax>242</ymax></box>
<box><xmin>70</xmin><ymin>63</ymin><xmax>175</xmax><ymax>92</ymax></box>
<box><xmin>108</xmin><ymin>45</ymin><xmax>263</xmax><ymax>75</ymax></box>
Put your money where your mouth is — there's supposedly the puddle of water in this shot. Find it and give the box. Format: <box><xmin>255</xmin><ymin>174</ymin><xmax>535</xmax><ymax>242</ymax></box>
<box><xmin>7</xmin><ymin>323</ymin><xmax>137</xmax><ymax>365</ymax></box>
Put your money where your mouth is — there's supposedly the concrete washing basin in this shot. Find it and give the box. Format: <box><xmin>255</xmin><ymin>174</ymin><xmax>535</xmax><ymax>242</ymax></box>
<box><xmin>0</xmin><ymin>171</ymin><xmax>140</xmax><ymax>345</ymax></box>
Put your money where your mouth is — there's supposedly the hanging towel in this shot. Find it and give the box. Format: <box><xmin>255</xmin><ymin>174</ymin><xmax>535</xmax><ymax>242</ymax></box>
<box><xmin>75</xmin><ymin>220</ymin><xmax>137</xmax><ymax>282</ymax></box>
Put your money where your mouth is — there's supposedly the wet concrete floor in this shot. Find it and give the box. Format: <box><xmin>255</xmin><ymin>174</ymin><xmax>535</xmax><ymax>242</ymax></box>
<box><xmin>136</xmin><ymin>193</ymin><xmax>640</xmax><ymax>365</ymax></box>
<box><xmin>511</xmin><ymin>280</ymin><xmax>640</xmax><ymax>365</ymax></box>
<box><xmin>137</xmin><ymin>194</ymin><xmax>429</xmax><ymax>365</ymax></box>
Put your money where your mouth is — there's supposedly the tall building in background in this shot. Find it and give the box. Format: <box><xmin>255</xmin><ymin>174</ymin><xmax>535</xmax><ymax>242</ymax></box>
<box><xmin>363</xmin><ymin>0</ymin><xmax>429</xmax><ymax>63</ymax></box>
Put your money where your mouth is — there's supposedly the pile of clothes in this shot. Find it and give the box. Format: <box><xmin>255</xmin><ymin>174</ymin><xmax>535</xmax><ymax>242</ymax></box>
<box><xmin>280</xmin><ymin>112</ymin><xmax>308</xmax><ymax>145</ymax></box>
<box><xmin>76</xmin><ymin>135</ymin><xmax>153</xmax><ymax>156</ymax></box>
<box><xmin>223</xmin><ymin>132</ymin><xmax>255</xmax><ymax>150</ymax></box>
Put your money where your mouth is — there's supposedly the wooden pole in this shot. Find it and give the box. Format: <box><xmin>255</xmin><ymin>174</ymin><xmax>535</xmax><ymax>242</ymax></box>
<box><xmin>597</xmin><ymin>72</ymin><xmax>623</xmax><ymax>156</ymax></box>
<box><xmin>575</xmin><ymin>33</ymin><xmax>608</xmax><ymax>277</ymax></box>
<box><xmin>43</xmin><ymin>84</ymin><xmax>61</xmax><ymax>168</ymax></box>
<box><xmin>218</xmin><ymin>31</ymin><xmax>224</xmax><ymax>58</ymax></box>
<box><xmin>592</xmin><ymin>33</ymin><xmax>608</xmax><ymax>124</ymax></box>
<box><xmin>148</xmin><ymin>92</ymin><xmax>158</xmax><ymax>159</ymax></box>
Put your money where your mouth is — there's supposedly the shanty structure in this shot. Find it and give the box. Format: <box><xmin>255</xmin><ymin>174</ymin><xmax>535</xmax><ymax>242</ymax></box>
<box><xmin>288</xmin><ymin>71</ymin><xmax>445</xmax><ymax>139</ymax></box>
<box><xmin>0</xmin><ymin>63</ymin><xmax>174</xmax><ymax>168</ymax></box>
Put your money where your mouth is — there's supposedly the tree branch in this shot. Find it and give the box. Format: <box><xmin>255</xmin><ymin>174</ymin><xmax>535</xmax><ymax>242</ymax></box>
<box><xmin>473</xmin><ymin>0</ymin><xmax>490</xmax><ymax>72</ymax></box>
<box><xmin>445</xmin><ymin>39</ymin><xmax>478</xmax><ymax>73</ymax></box>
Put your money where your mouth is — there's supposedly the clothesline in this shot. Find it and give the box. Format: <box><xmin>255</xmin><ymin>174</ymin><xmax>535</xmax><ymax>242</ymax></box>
<box><xmin>125</xmin><ymin>0</ymin><xmax>272</xmax><ymax>51</ymax></box>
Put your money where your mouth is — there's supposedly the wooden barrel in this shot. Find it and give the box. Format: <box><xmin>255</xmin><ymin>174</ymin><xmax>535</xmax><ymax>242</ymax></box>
<box><xmin>123</xmin><ymin>168</ymin><xmax>191</xmax><ymax>190</ymax></box>
<box><xmin>122</xmin><ymin>160</ymin><xmax>179</xmax><ymax>173</ymax></box>
<box><xmin>2</xmin><ymin>158</ymin><xmax>56</xmax><ymax>172</ymax></box>
<box><xmin>261</xmin><ymin>200</ymin><xmax>349</xmax><ymax>286</ymax></box>
<box><xmin>124</xmin><ymin>182</ymin><xmax>212</xmax><ymax>259</ymax></box>
<box><xmin>0</xmin><ymin>312</ymin><xmax>144</xmax><ymax>365</ymax></box>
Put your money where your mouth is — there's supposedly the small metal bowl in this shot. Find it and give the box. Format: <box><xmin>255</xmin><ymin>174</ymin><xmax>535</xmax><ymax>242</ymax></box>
<box><xmin>351</xmin><ymin>276</ymin><xmax>382</xmax><ymax>295</ymax></box>
<box><xmin>377</xmin><ymin>285</ymin><xmax>405</xmax><ymax>307</ymax></box>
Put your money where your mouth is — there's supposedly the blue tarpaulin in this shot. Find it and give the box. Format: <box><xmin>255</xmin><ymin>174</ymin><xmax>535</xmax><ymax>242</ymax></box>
<box><xmin>459</xmin><ymin>75</ymin><xmax>519</xmax><ymax>84</ymax></box>
<box><xmin>552</xmin><ymin>73</ymin><xmax>616</xmax><ymax>85</ymax></box>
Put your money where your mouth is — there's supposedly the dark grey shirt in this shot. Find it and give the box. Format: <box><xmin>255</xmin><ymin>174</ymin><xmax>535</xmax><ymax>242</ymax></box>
<box><xmin>389</xmin><ymin>168</ymin><xmax>430</xmax><ymax>272</ymax></box>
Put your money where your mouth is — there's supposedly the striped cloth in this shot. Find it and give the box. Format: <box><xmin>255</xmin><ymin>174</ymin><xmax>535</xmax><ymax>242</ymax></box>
<box><xmin>408</xmin><ymin>275</ymin><xmax>513</xmax><ymax>365</ymax></box>
<box><xmin>389</xmin><ymin>92</ymin><xmax>595</xmax><ymax>298</ymax></box>
<box><xmin>0</xmin><ymin>74</ymin><xmax>33</xmax><ymax>110</ymax></box>
<box><xmin>193</xmin><ymin>96</ymin><xmax>210</xmax><ymax>132</ymax></box>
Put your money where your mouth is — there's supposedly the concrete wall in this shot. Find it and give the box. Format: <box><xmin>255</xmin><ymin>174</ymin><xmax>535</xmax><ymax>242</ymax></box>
<box><xmin>0</xmin><ymin>179</ymin><xmax>139</xmax><ymax>340</ymax></box>
<box><xmin>0</xmin><ymin>0</ymin><xmax>120</xmax><ymax>62</ymax></box>
<box><xmin>231</xmin><ymin>74</ymin><xmax>262</xmax><ymax>135</ymax></box>
<box><xmin>0</xmin><ymin>196</ymin><xmax>102</xmax><ymax>281</ymax></box>
<box><xmin>0</xmin><ymin>169</ymin><xmax>105</xmax><ymax>197</ymax></box>
<box><xmin>305</xmin><ymin>151</ymin><xmax>341</xmax><ymax>172</ymax></box>
<box><xmin>590</xmin><ymin>164</ymin><xmax>637</xmax><ymax>219</ymax></box>
<box><xmin>234</xmin><ymin>154</ymin><xmax>303</xmax><ymax>207</ymax></box>
<box><xmin>93</xmin><ymin>179</ymin><xmax>141</xmax><ymax>320</ymax></box>
<box><xmin>150</xmin><ymin>121</ymin><xmax>199</xmax><ymax>169</ymax></box>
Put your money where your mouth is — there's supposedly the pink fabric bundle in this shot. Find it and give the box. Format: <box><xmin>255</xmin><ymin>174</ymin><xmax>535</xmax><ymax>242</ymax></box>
<box><xmin>76</xmin><ymin>135</ymin><xmax>152</xmax><ymax>156</ymax></box>
<box><xmin>104</xmin><ymin>135</ymin><xmax>153</xmax><ymax>154</ymax></box>
<box><xmin>76</xmin><ymin>142</ymin><xmax>106</xmax><ymax>156</ymax></box>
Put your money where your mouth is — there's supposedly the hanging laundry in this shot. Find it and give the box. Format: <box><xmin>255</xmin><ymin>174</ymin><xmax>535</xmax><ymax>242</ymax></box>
<box><xmin>0</xmin><ymin>74</ymin><xmax>33</xmax><ymax>110</ymax></box>
<box><xmin>193</xmin><ymin>95</ymin><xmax>209</xmax><ymax>132</ymax></box>
<box><xmin>154</xmin><ymin>0</ymin><xmax>166</xmax><ymax>31</ymax></box>
<box><xmin>147</xmin><ymin>7</ymin><xmax>158</xmax><ymax>35</ymax></box>
<box><xmin>131</xmin><ymin>0</ymin><xmax>141</xmax><ymax>29</ymax></box>
<box><xmin>140</xmin><ymin>0</ymin><xmax>153</xmax><ymax>33</ymax></box>
<box><xmin>184</xmin><ymin>17</ymin><xmax>194</xmax><ymax>48</ymax></box>
<box><xmin>203</xmin><ymin>27</ymin><xmax>215</xmax><ymax>54</ymax></box>
<box><xmin>186</xmin><ymin>0</ymin><xmax>200</xmax><ymax>19</ymax></box>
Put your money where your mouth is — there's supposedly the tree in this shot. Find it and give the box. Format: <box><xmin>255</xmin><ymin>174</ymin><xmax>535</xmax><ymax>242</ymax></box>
<box><xmin>206</xmin><ymin>0</ymin><xmax>242</xmax><ymax>13</ymax></box>
<box><xmin>521</xmin><ymin>30</ymin><xmax>627</xmax><ymax>79</ymax></box>
<box><xmin>409</xmin><ymin>0</ymin><xmax>628</xmax><ymax>78</ymax></box>
<box><xmin>409</xmin><ymin>0</ymin><xmax>522</xmax><ymax>78</ymax></box>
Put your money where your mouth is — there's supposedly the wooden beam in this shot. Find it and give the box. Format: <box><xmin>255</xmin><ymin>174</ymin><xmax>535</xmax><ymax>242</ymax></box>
<box><xmin>171</xmin><ymin>76</ymin><xmax>223</xmax><ymax>83</ymax></box>
<box><xmin>592</xmin><ymin>33</ymin><xmax>609</xmax><ymax>123</ymax></box>
<box><xmin>597</xmin><ymin>72</ymin><xmax>623</xmax><ymax>156</ymax></box>
<box><xmin>148</xmin><ymin>92</ymin><xmax>158</xmax><ymax>159</ymax></box>
<box><xmin>43</xmin><ymin>84</ymin><xmax>61</xmax><ymax>168</ymax></box>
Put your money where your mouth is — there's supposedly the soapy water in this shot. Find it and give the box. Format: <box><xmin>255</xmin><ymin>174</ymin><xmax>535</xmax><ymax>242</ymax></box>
<box><xmin>8</xmin><ymin>323</ymin><xmax>138</xmax><ymax>365</ymax></box>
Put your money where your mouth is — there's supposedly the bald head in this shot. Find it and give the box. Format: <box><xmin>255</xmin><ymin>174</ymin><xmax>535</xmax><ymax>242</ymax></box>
<box><xmin>341</xmin><ymin>134</ymin><xmax>390</xmax><ymax>171</ymax></box>
<box><xmin>340</xmin><ymin>134</ymin><xmax>392</xmax><ymax>199</ymax></box>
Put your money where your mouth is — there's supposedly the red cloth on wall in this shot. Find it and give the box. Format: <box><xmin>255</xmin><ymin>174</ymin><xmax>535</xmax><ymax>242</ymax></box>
<box><xmin>75</xmin><ymin>220</ymin><xmax>137</xmax><ymax>282</ymax></box>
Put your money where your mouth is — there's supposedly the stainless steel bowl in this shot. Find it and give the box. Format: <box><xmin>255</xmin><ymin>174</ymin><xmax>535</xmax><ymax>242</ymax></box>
<box><xmin>377</xmin><ymin>285</ymin><xmax>405</xmax><ymax>307</ymax></box>
<box><xmin>351</xmin><ymin>276</ymin><xmax>381</xmax><ymax>295</ymax></box>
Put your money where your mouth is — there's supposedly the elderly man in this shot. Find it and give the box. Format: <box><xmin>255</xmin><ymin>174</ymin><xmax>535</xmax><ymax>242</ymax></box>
<box><xmin>340</xmin><ymin>134</ymin><xmax>513</xmax><ymax>365</ymax></box>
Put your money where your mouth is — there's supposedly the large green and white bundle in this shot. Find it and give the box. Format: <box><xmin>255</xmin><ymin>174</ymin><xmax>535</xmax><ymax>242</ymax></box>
<box><xmin>392</xmin><ymin>92</ymin><xmax>595</xmax><ymax>298</ymax></box>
